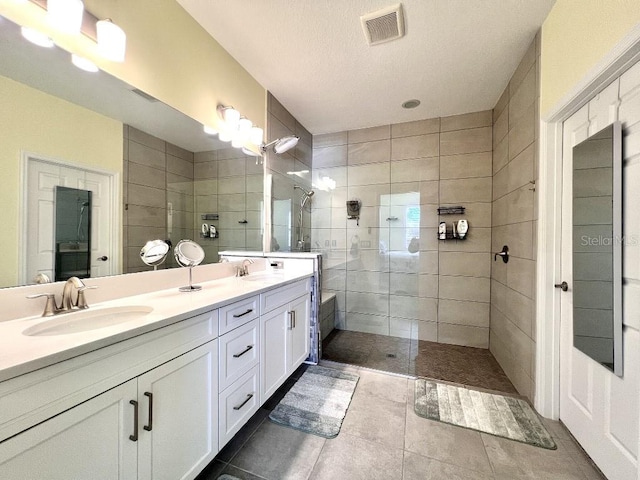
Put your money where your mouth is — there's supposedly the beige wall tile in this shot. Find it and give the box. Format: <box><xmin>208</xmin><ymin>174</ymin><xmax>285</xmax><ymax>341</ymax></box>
<box><xmin>347</xmin><ymin>291</ymin><xmax>389</xmax><ymax>316</ymax></box>
<box><xmin>509</xmin><ymin>39</ymin><xmax>536</xmax><ymax>95</ymax></box>
<box><xmin>314</xmin><ymin>132</ymin><xmax>347</xmax><ymax>148</ymax></box>
<box><xmin>348</xmin><ymin>184</ymin><xmax>390</xmax><ymax>206</ymax></box>
<box><xmin>508</xmin><ymin>144</ymin><xmax>535</xmax><ymax>193</ymax></box>
<box><xmin>441</xmin><ymin>110</ymin><xmax>492</xmax><ymax>132</ymax></box>
<box><xmin>194</xmin><ymin>161</ymin><xmax>218</xmax><ymax>180</ymax></box>
<box><xmin>348</xmin><ymin>140</ymin><xmax>390</xmax><ymax>165</ymax></box>
<box><xmin>439</xmin><ymin>252</ymin><xmax>491</xmax><ymax>278</ymax></box>
<box><xmin>438</xmin><ymin>324</ymin><xmax>489</xmax><ymax>348</ymax></box>
<box><xmin>128</xmin><ymin>163</ymin><xmax>165</xmax><ymax>190</ymax></box>
<box><xmin>493</xmin><ymin>108</ymin><xmax>509</xmax><ymax>146</ymax></box>
<box><xmin>129</xmin><ymin>141</ymin><xmax>166</xmax><ymax>170</ymax></box>
<box><xmin>127</xmin><ymin>204</ymin><xmax>166</xmax><ymax>228</ymax></box>
<box><xmin>440</xmin><ymin>127</ymin><xmax>492</xmax><ymax>156</ymax></box>
<box><xmin>167</xmin><ymin>173</ymin><xmax>193</xmax><ymax>195</ymax></box>
<box><xmin>268</xmin><ymin>93</ymin><xmax>296</xmax><ymax>131</ymax></box>
<box><xmin>390</xmin><ymin>295</ymin><xmax>437</xmax><ymax>321</ymax></box>
<box><xmin>167</xmin><ymin>155</ymin><xmax>194</xmax><ymax>178</ymax></box>
<box><xmin>128</xmin><ymin>225</ymin><xmax>166</xmax><ymax>246</ymax></box>
<box><xmin>494</xmin><ymin>87</ymin><xmax>509</xmax><ymax>121</ymax></box>
<box><xmin>440</xmin><ymin>152</ymin><xmax>492</xmax><ymax>180</ymax></box>
<box><xmin>391</xmin><ymin>134</ymin><xmax>439</xmax><ymax>160</ymax></box>
<box><xmin>348</xmin><ymin>162</ymin><xmax>390</xmax><ymax>186</ymax></box>
<box><xmin>314</xmin><ymin>145</ymin><xmax>348</xmax><ymax>168</ymax></box>
<box><xmin>493</xmin><ymin>165</ymin><xmax>509</xmax><ymax>200</ymax></box>
<box><xmin>438</xmin><ymin>299</ymin><xmax>490</xmax><ymax>327</ymax></box>
<box><xmin>194</xmin><ymin>150</ymin><xmax>216</xmax><ymax>163</ymax></box>
<box><xmin>166</xmin><ymin>143</ymin><xmax>193</xmax><ymax>162</ymax></box>
<box><xmin>391</xmin><ymin>118</ymin><xmax>440</xmax><ymax>138</ymax></box>
<box><xmin>506</xmin><ymin>257</ymin><xmax>535</xmax><ymax>299</ymax></box>
<box><xmin>129</xmin><ymin>127</ymin><xmax>165</xmax><ymax>152</ymax></box>
<box><xmin>348</xmin><ymin>125</ymin><xmax>390</xmax><ymax>143</ymax></box>
<box><xmin>295</xmin><ymin>139</ymin><xmax>313</xmax><ymax>167</ymax></box>
<box><xmin>438</xmin><ymin>226</ymin><xmax>492</xmax><ymax>253</ymax></box>
<box><xmin>508</xmin><ymin>102</ymin><xmax>535</xmax><ymax>160</ymax></box>
<box><xmin>419</xmin><ymin>185</ymin><xmax>439</xmax><ymax>208</ymax></box>
<box><xmin>440</xmin><ymin>177</ymin><xmax>492</xmax><ymax>203</ymax></box>
<box><xmin>509</xmin><ymin>64</ymin><xmax>536</xmax><ymax>125</ymax></box>
<box><xmin>506</xmin><ymin>185</ymin><xmax>535</xmax><ymax>223</ymax></box>
<box><xmin>411</xmin><ymin>319</ymin><xmax>438</xmax><ymax>341</ymax></box>
<box><xmin>493</xmin><ymin>136</ymin><xmax>509</xmax><ymax>174</ymax></box>
<box><xmin>392</xmin><ymin>157</ymin><xmax>439</xmax><ymax>183</ymax></box>
<box><xmin>295</xmin><ymin>122</ymin><xmax>312</xmax><ymax>146</ymax></box>
<box><xmin>439</xmin><ymin>275</ymin><xmax>490</xmax><ymax>302</ymax></box>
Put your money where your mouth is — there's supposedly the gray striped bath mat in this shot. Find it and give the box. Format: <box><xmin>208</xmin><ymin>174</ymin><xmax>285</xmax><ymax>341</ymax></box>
<box><xmin>414</xmin><ymin>379</ymin><xmax>556</xmax><ymax>449</ymax></box>
<box><xmin>269</xmin><ymin>365</ymin><xmax>359</xmax><ymax>438</ymax></box>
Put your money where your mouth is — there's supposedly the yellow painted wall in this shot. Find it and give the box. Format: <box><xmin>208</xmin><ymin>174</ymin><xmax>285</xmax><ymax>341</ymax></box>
<box><xmin>0</xmin><ymin>75</ymin><xmax>122</xmax><ymax>288</ymax></box>
<box><xmin>541</xmin><ymin>0</ymin><xmax>640</xmax><ymax>116</ymax></box>
<box><xmin>0</xmin><ymin>0</ymin><xmax>267</xmax><ymax>133</ymax></box>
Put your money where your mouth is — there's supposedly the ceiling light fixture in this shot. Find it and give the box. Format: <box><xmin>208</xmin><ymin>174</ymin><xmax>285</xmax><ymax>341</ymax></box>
<box><xmin>47</xmin><ymin>0</ymin><xmax>84</xmax><ymax>34</ymax></box>
<box><xmin>21</xmin><ymin>26</ymin><xmax>54</xmax><ymax>48</ymax></box>
<box><xmin>96</xmin><ymin>19</ymin><xmax>126</xmax><ymax>62</ymax></box>
<box><xmin>71</xmin><ymin>53</ymin><xmax>98</xmax><ymax>72</ymax></box>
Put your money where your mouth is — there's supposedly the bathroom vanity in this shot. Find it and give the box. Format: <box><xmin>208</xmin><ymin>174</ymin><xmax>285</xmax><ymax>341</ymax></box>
<box><xmin>0</xmin><ymin>265</ymin><xmax>312</xmax><ymax>480</ymax></box>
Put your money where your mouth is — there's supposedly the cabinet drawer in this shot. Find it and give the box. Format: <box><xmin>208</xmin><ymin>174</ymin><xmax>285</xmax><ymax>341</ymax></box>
<box><xmin>219</xmin><ymin>295</ymin><xmax>259</xmax><ymax>335</ymax></box>
<box><xmin>218</xmin><ymin>365</ymin><xmax>260</xmax><ymax>448</ymax></box>
<box><xmin>261</xmin><ymin>278</ymin><xmax>311</xmax><ymax>314</ymax></box>
<box><xmin>219</xmin><ymin>319</ymin><xmax>259</xmax><ymax>392</ymax></box>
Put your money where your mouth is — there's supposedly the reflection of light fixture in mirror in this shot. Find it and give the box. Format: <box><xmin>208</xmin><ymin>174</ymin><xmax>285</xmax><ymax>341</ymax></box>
<box><xmin>203</xmin><ymin>125</ymin><xmax>218</xmax><ymax>135</ymax></box>
<box><xmin>96</xmin><ymin>19</ymin><xmax>126</xmax><ymax>62</ymax></box>
<box><xmin>140</xmin><ymin>239</ymin><xmax>170</xmax><ymax>270</ymax></box>
<box><xmin>218</xmin><ymin>130</ymin><xmax>232</xmax><ymax>142</ymax></box>
<box><xmin>71</xmin><ymin>53</ymin><xmax>99</xmax><ymax>72</ymax></box>
<box><xmin>174</xmin><ymin>240</ymin><xmax>205</xmax><ymax>292</ymax></box>
<box><xmin>232</xmin><ymin>117</ymin><xmax>253</xmax><ymax>147</ymax></box>
<box><xmin>217</xmin><ymin>105</ymin><xmax>240</xmax><ymax>129</ymax></box>
<box><xmin>261</xmin><ymin>135</ymin><xmax>299</xmax><ymax>155</ymax></box>
<box><xmin>21</xmin><ymin>27</ymin><xmax>54</xmax><ymax>48</ymax></box>
<box><xmin>47</xmin><ymin>0</ymin><xmax>85</xmax><ymax>34</ymax></box>
<box><xmin>287</xmin><ymin>169</ymin><xmax>310</xmax><ymax>178</ymax></box>
<box><xmin>249</xmin><ymin>126</ymin><xmax>264</xmax><ymax>145</ymax></box>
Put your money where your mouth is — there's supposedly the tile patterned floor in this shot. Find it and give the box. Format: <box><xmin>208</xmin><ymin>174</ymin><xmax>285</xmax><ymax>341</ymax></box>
<box><xmin>197</xmin><ymin>364</ymin><xmax>606</xmax><ymax>480</ymax></box>
<box><xmin>322</xmin><ymin>329</ymin><xmax>518</xmax><ymax>394</ymax></box>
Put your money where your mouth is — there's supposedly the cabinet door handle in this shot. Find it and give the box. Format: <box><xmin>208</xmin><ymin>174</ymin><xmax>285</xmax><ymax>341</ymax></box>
<box><xmin>288</xmin><ymin>311</ymin><xmax>293</xmax><ymax>330</ymax></box>
<box><xmin>129</xmin><ymin>400</ymin><xmax>139</xmax><ymax>442</ymax></box>
<box><xmin>233</xmin><ymin>308</ymin><xmax>253</xmax><ymax>318</ymax></box>
<box><xmin>233</xmin><ymin>345</ymin><xmax>254</xmax><ymax>358</ymax></box>
<box><xmin>292</xmin><ymin>310</ymin><xmax>296</xmax><ymax>329</ymax></box>
<box><xmin>143</xmin><ymin>392</ymin><xmax>153</xmax><ymax>432</ymax></box>
<box><xmin>233</xmin><ymin>393</ymin><xmax>254</xmax><ymax>410</ymax></box>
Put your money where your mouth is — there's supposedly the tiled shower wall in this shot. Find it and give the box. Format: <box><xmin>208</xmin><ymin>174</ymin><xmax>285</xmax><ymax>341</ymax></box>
<box><xmin>490</xmin><ymin>35</ymin><xmax>540</xmax><ymax>400</ymax></box>
<box><xmin>123</xmin><ymin>125</ymin><xmax>194</xmax><ymax>273</ymax></box>
<box><xmin>312</xmin><ymin>112</ymin><xmax>493</xmax><ymax>348</ymax></box>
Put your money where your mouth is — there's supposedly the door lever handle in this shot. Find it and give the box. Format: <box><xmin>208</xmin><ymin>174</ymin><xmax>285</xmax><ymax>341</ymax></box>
<box><xmin>554</xmin><ymin>281</ymin><xmax>568</xmax><ymax>292</ymax></box>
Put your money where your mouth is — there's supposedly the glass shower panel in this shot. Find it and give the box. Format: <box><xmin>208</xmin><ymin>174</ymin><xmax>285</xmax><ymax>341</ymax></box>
<box><xmin>54</xmin><ymin>186</ymin><xmax>91</xmax><ymax>281</ymax></box>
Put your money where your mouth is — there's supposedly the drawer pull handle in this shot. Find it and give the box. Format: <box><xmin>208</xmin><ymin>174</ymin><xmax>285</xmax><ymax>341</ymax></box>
<box><xmin>233</xmin><ymin>345</ymin><xmax>254</xmax><ymax>358</ymax></box>
<box><xmin>233</xmin><ymin>308</ymin><xmax>253</xmax><ymax>318</ymax></box>
<box><xmin>129</xmin><ymin>400</ymin><xmax>139</xmax><ymax>442</ymax></box>
<box><xmin>143</xmin><ymin>392</ymin><xmax>153</xmax><ymax>432</ymax></box>
<box><xmin>233</xmin><ymin>393</ymin><xmax>254</xmax><ymax>410</ymax></box>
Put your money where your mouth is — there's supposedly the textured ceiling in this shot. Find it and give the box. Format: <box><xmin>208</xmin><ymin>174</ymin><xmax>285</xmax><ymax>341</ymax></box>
<box><xmin>177</xmin><ymin>0</ymin><xmax>556</xmax><ymax>134</ymax></box>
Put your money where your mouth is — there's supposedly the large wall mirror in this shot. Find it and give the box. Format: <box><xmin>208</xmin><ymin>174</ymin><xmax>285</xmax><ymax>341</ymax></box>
<box><xmin>0</xmin><ymin>16</ymin><xmax>264</xmax><ymax>288</ymax></box>
<box><xmin>572</xmin><ymin>121</ymin><xmax>623</xmax><ymax>376</ymax></box>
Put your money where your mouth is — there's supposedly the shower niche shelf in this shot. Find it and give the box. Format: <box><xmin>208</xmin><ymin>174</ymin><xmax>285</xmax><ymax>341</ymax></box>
<box><xmin>437</xmin><ymin>206</ymin><xmax>465</xmax><ymax>215</ymax></box>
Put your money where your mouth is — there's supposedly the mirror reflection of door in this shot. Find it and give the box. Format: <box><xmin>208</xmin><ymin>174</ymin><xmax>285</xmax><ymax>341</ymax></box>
<box><xmin>24</xmin><ymin>157</ymin><xmax>116</xmax><ymax>284</ymax></box>
<box><xmin>54</xmin><ymin>187</ymin><xmax>91</xmax><ymax>281</ymax></box>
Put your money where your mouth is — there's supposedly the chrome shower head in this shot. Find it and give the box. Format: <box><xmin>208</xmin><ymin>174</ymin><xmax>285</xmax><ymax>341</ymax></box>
<box><xmin>294</xmin><ymin>185</ymin><xmax>314</xmax><ymax>197</ymax></box>
<box><xmin>261</xmin><ymin>135</ymin><xmax>299</xmax><ymax>155</ymax></box>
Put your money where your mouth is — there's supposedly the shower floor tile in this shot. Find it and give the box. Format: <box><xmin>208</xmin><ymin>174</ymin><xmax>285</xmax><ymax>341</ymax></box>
<box><xmin>322</xmin><ymin>329</ymin><xmax>518</xmax><ymax>394</ymax></box>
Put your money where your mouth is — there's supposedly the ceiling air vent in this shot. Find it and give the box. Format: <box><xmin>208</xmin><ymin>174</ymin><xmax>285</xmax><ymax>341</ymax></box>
<box><xmin>361</xmin><ymin>3</ymin><xmax>405</xmax><ymax>46</ymax></box>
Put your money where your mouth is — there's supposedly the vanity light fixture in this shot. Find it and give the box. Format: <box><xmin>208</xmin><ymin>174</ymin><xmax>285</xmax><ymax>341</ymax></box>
<box><xmin>249</xmin><ymin>126</ymin><xmax>264</xmax><ymax>145</ymax></box>
<box><xmin>47</xmin><ymin>0</ymin><xmax>84</xmax><ymax>34</ymax></box>
<box><xmin>218</xmin><ymin>130</ymin><xmax>233</xmax><ymax>142</ymax></box>
<box><xmin>217</xmin><ymin>105</ymin><xmax>240</xmax><ymax>128</ymax></box>
<box><xmin>21</xmin><ymin>26</ymin><xmax>54</xmax><ymax>47</ymax></box>
<box><xmin>71</xmin><ymin>53</ymin><xmax>98</xmax><ymax>72</ymax></box>
<box><xmin>96</xmin><ymin>19</ymin><xmax>126</xmax><ymax>62</ymax></box>
<box><xmin>232</xmin><ymin>117</ymin><xmax>253</xmax><ymax>147</ymax></box>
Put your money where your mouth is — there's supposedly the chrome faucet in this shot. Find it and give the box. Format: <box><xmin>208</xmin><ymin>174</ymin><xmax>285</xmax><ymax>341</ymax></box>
<box><xmin>236</xmin><ymin>258</ymin><xmax>255</xmax><ymax>277</ymax></box>
<box><xmin>27</xmin><ymin>276</ymin><xmax>97</xmax><ymax>317</ymax></box>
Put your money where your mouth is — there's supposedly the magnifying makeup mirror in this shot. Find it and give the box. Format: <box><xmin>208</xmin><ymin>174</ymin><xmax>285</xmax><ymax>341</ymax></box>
<box><xmin>174</xmin><ymin>239</ymin><xmax>205</xmax><ymax>292</ymax></box>
<box><xmin>139</xmin><ymin>239</ymin><xmax>170</xmax><ymax>270</ymax></box>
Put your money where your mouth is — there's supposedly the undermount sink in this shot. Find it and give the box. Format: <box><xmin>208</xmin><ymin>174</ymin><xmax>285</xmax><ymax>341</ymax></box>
<box><xmin>241</xmin><ymin>272</ymin><xmax>285</xmax><ymax>282</ymax></box>
<box><xmin>23</xmin><ymin>305</ymin><xmax>154</xmax><ymax>336</ymax></box>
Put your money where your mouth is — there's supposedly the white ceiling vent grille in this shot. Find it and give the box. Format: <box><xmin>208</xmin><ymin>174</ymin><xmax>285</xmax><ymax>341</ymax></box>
<box><xmin>361</xmin><ymin>3</ymin><xmax>405</xmax><ymax>46</ymax></box>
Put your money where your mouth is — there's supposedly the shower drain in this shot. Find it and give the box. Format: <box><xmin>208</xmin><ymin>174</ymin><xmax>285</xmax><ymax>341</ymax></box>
<box><xmin>386</xmin><ymin>353</ymin><xmax>397</xmax><ymax>358</ymax></box>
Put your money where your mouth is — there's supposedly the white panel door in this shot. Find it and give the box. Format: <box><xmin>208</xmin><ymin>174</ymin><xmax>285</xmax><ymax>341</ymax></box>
<box><xmin>560</xmin><ymin>73</ymin><xmax>640</xmax><ymax>480</ymax></box>
<box><xmin>25</xmin><ymin>157</ymin><xmax>115</xmax><ymax>283</ymax></box>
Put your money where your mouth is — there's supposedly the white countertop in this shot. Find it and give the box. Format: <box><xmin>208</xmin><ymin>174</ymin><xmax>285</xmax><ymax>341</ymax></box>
<box><xmin>0</xmin><ymin>270</ymin><xmax>312</xmax><ymax>383</ymax></box>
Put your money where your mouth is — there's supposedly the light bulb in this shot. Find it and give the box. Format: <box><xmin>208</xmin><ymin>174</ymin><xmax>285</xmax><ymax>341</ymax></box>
<box><xmin>97</xmin><ymin>19</ymin><xmax>126</xmax><ymax>62</ymax></box>
<box><xmin>249</xmin><ymin>126</ymin><xmax>263</xmax><ymax>145</ymax></box>
<box><xmin>71</xmin><ymin>53</ymin><xmax>98</xmax><ymax>72</ymax></box>
<box><xmin>48</xmin><ymin>0</ymin><xmax>84</xmax><ymax>34</ymax></box>
<box><xmin>218</xmin><ymin>130</ymin><xmax>232</xmax><ymax>142</ymax></box>
<box><xmin>21</xmin><ymin>27</ymin><xmax>54</xmax><ymax>48</ymax></box>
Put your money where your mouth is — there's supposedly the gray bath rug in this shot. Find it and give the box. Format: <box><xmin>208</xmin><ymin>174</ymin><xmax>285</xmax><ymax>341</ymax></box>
<box><xmin>217</xmin><ymin>476</ymin><xmax>240</xmax><ymax>480</ymax></box>
<box><xmin>269</xmin><ymin>365</ymin><xmax>359</xmax><ymax>438</ymax></box>
<box><xmin>414</xmin><ymin>379</ymin><xmax>556</xmax><ymax>449</ymax></box>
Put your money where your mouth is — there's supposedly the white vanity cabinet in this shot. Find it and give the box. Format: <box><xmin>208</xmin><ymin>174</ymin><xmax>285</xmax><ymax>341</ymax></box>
<box><xmin>260</xmin><ymin>279</ymin><xmax>311</xmax><ymax>400</ymax></box>
<box><xmin>0</xmin><ymin>309</ymin><xmax>219</xmax><ymax>480</ymax></box>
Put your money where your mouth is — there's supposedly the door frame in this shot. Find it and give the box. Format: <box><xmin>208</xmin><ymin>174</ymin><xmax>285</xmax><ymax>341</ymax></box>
<box><xmin>18</xmin><ymin>152</ymin><xmax>121</xmax><ymax>285</ymax></box>
<box><xmin>535</xmin><ymin>25</ymin><xmax>640</xmax><ymax>419</ymax></box>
